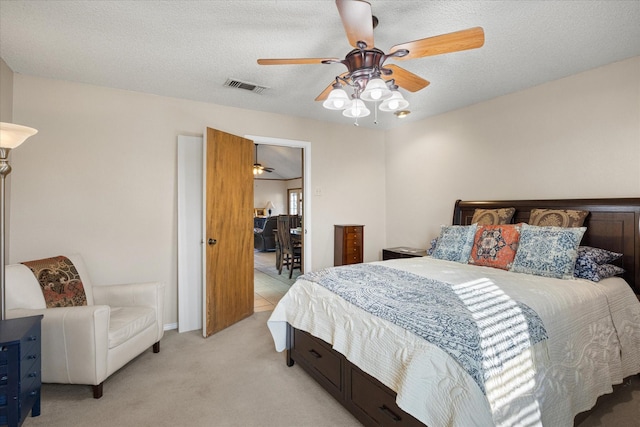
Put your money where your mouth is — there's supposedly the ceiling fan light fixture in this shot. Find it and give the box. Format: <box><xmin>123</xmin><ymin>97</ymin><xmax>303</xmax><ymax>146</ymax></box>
<box><xmin>379</xmin><ymin>90</ymin><xmax>409</xmax><ymax>112</ymax></box>
<box><xmin>394</xmin><ymin>110</ymin><xmax>411</xmax><ymax>119</ymax></box>
<box><xmin>360</xmin><ymin>77</ymin><xmax>392</xmax><ymax>102</ymax></box>
<box><xmin>343</xmin><ymin>99</ymin><xmax>370</xmax><ymax>118</ymax></box>
<box><xmin>323</xmin><ymin>87</ymin><xmax>352</xmax><ymax>110</ymax></box>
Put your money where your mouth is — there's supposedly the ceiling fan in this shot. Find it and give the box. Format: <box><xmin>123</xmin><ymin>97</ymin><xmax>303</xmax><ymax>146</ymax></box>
<box><xmin>258</xmin><ymin>0</ymin><xmax>484</xmax><ymax>121</ymax></box>
<box><xmin>253</xmin><ymin>144</ymin><xmax>274</xmax><ymax>175</ymax></box>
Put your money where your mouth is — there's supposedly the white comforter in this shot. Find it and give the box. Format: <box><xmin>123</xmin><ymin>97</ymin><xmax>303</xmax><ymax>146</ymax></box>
<box><xmin>268</xmin><ymin>257</ymin><xmax>640</xmax><ymax>427</ymax></box>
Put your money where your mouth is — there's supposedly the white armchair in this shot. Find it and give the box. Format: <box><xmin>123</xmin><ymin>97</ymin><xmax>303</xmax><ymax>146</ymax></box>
<box><xmin>5</xmin><ymin>254</ymin><xmax>164</xmax><ymax>398</ymax></box>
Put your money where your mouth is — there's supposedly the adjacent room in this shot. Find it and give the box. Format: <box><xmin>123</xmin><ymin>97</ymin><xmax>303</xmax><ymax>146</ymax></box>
<box><xmin>0</xmin><ymin>1</ymin><xmax>639</xmax><ymax>426</ymax></box>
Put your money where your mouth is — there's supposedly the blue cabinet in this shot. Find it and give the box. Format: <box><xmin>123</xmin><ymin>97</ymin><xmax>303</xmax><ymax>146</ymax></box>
<box><xmin>0</xmin><ymin>316</ymin><xmax>43</xmax><ymax>427</ymax></box>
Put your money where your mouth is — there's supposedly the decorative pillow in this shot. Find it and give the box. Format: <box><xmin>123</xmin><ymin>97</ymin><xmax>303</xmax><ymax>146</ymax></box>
<box><xmin>470</xmin><ymin>208</ymin><xmax>516</xmax><ymax>225</ymax></box>
<box><xmin>427</xmin><ymin>238</ymin><xmax>439</xmax><ymax>256</ymax></box>
<box><xmin>574</xmin><ymin>246</ymin><xmax>625</xmax><ymax>281</ymax></box>
<box><xmin>468</xmin><ymin>224</ymin><xmax>522</xmax><ymax>270</ymax></box>
<box><xmin>575</xmin><ymin>261</ymin><xmax>625</xmax><ymax>282</ymax></box>
<box><xmin>431</xmin><ymin>224</ymin><xmax>477</xmax><ymax>263</ymax></box>
<box><xmin>21</xmin><ymin>255</ymin><xmax>87</xmax><ymax>308</ymax></box>
<box><xmin>595</xmin><ymin>264</ymin><xmax>626</xmax><ymax>281</ymax></box>
<box><xmin>510</xmin><ymin>224</ymin><xmax>586</xmax><ymax>279</ymax></box>
<box><xmin>529</xmin><ymin>209</ymin><xmax>589</xmax><ymax>227</ymax></box>
<box><xmin>575</xmin><ymin>246</ymin><xmax>622</xmax><ymax>265</ymax></box>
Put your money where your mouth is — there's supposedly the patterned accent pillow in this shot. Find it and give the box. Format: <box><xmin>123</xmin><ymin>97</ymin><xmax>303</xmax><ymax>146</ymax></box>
<box><xmin>468</xmin><ymin>224</ymin><xmax>522</xmax><ymax>270</ymax></box>
<box><xmin>575</xmin><ymin>262</ymin><xmax>625</xmax><ymax>282</ymax></box>
<box><xmin>574</xmin><ymin>246</ymin><xmax>624</xmax><ymax>281</ymax></box>
<box><xmin>427</xmin><ymin>238</ymin><xmax>439</xmax><ymax>256</ymax></box>
<box><xmin>510</xmin><ymin>224</ymin><xmax>586</xmax><ymax>279</ymax></box>
<box><xmin>470</xmin><ymin>208</ymin><xmax>516</xmax><ymax>225</ymax></box>
<box><xmin>431</xmin><ymin>224</ymin><xmax>477</xmax><ymax>263</ymax></box>
<box><xmin>529</xmin><ymin>209</ymin><xmax>589</xmax><ymax>227</ymax></box>
<box><xmin>21</xmin><ymin>255</ymin><xmax>87</xmax><ymax>308</ymax></box>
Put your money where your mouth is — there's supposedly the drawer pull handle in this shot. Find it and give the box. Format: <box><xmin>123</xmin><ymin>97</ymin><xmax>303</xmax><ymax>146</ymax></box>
<box><xmin>308</xmin><ymin>349</ymin><xmax>322</xmax><ymax>359</ymax></box>
<box><xmin>378</xmin><ymin>405</ymin><xmax>401</xmax><ymax>422</ymax></box>
<box><xmin>26</xmin><ymin>355</ymin><xmax>37</xmax><ymax>360</ymax></box>
<box><xmin>27</xmin><ymin>335</ymin><xmax>38</xmax><ymax>341</ymax></box>
<box><xmin>29</xmin><ymin>391</ymin><xmax>38</xmax><ymax>397</ymax></box>
<box><xmin>28</xmin><ymin>372</ymin><xmax>38</xmax><ymax>378</ymax></box>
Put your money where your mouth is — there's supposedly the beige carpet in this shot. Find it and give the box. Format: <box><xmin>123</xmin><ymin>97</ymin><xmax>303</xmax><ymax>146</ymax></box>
<box><xmin>22</xmin><ymin>311</ymin><xmax>640</xmax><ymax>427</ymax></box>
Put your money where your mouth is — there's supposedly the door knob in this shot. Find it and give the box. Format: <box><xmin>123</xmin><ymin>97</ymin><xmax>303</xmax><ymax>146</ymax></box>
<box><xmin>208</xmin><ymin>238</ymin><xmax>217</xmax><ymax>245</ymax></box>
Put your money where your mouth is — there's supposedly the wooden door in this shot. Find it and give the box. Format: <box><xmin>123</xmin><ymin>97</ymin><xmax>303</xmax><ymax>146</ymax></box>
<box><xmin>204</xmin><ymin>128</ymin><xmax>254</xmax><ymax>337</ymax></box>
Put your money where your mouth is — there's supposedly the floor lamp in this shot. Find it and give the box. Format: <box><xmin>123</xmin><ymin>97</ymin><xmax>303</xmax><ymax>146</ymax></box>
<box><xmin>0</xmin><ymin>122</ymin><xmax>38</xmax><ymax>320</ymax></box>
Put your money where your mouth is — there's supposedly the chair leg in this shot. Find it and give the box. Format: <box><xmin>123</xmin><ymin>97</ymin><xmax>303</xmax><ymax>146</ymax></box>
<box><xmin>153</xmin><ymin>341</ymin><xmax>160</xmax><ymax>353</ymax></box>
<box><xmin>93</xmin><ymin>383</ymin><xmax>104</xmax><ymax>399</ymax></box>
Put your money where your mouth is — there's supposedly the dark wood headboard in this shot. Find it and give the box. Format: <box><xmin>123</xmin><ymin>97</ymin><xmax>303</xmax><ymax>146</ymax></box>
<box><xmin>453</xmin><ymin>198</ymin><xmax>640</xmax><ymax>294</ymax></box>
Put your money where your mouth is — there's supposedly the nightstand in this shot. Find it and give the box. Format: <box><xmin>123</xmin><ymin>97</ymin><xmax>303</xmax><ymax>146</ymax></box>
<box><xmin>0</xmin><ymin>315</ymin><xmax>43</xmax><ymax>427</ymax></box>
<box><xmin>382</xmin><ymin>247</ymin><xmax>427</xmax><ymax>260</ymax></box>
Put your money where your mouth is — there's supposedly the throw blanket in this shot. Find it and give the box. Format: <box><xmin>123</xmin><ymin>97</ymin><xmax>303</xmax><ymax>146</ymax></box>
<box><xmin>301</xmin><ymin>264</ymin><xmax>548</xmax><ymax>395</ymax></box>
<box><xmin>22</xmin><ymin>255</ymin><xmax>87</xmax><ymax>308</ymax></box>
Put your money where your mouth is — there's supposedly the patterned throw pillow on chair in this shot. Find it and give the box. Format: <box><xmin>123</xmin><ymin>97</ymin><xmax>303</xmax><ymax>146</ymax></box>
<box><xmin>468</xmin><ymin>224</ymin><xmax>522</xmax><ymax>270</ymax></box>
<box><xmin>22</xmin><ymin>255</ymin><xmax>87</xmax><ymax>307</ymax></box>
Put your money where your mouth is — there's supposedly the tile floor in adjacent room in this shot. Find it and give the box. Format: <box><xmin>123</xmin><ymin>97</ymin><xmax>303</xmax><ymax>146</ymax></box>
<box><xmin>253</xmin><ymin>250</ymin><xmax>300</xmax><ymax>312</ymax></box>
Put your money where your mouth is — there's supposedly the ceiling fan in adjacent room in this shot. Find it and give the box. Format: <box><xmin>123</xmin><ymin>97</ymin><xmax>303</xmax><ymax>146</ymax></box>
<box><xmin>253</xmin><ymin>144</ymin><xmax>274</xmax><ymax>175</ymax></box>
<box><xmin>258</xmin><ymin>0</ymin><xmax>484</xmax><ymax>123</ymax></box>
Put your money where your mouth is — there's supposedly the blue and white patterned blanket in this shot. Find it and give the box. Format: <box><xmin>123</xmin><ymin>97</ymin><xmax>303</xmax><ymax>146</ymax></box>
<box><xmin>301</xmin><ymin>263</ymin><xmax>548</xmax><ymax>394</ymax></box>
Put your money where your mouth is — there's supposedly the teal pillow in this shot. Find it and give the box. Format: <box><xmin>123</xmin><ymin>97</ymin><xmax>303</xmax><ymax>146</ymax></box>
<box><xmin>510</xmin><ymin>224</ymin><xmax>585</xmax><ymax>279</ymax></box>
<box><xmin>431</xmin><ymin>224</ymin><xmax>477</xmax><ymax>263</ymax></box>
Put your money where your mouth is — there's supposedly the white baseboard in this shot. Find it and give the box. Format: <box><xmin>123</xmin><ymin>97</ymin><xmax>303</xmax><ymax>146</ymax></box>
<box><xmin>163</xmin><ymin>322</ymin><xmax>178</xmax><ymax>331</ymax></box>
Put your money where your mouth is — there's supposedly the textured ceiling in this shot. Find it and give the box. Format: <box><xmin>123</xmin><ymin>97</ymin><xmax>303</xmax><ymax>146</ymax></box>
<box><xmin>1</xmin><ymin>0</ymin><xmax>639</xmax><ymax>133</ymax></box>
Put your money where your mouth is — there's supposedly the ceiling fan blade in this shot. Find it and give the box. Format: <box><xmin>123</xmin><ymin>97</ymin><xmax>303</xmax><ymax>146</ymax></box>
<box><xmin>336</xmin><ymin>0</ymin><xmax>374</xmax><ymax>48</ymax></box>
<box><xmin>389</xmin><ymin>27</ymin><xmax>485</xmax><ymax>60</ymax></box>
<box><xmin>315</xmin><ymin>72</ymin><xmax>349</xmax><ymax>101</ymax></box>
<box><xmin>383</xmin><ymin>65</ymin><xmax>430</xmax><ymax>92</ymax></box>
<box><xmin>258</xmin><ymin>58</ymin><xmax>339</xmax><ymax>65</ymax></box>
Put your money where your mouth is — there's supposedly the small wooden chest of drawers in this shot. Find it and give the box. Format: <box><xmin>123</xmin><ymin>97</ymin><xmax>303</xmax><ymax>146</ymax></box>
<box><xmin>334</xmin><ymin>225</ymin><xmax>364</xmax><ymax>266</ymax></box>
<box><xmin>0</xmin><ymin>315</ymin><xmax>43</xmax><ymax>427</ymax></box>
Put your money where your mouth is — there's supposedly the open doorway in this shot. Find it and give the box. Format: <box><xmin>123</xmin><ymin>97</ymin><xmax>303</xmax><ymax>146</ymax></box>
<box><xmin>247</xmin><ymin>136</ymin><xmax>311</xmax><ymax>312</ymax></box>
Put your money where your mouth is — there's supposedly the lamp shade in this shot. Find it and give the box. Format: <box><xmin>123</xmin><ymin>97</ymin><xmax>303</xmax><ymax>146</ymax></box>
<box><xmin>265</xmin><ymin>201</ymin><xmax>275</xmax><ymax>210</ymax></box>
<box><xmin>360</xmin><ymin>77</ymin><xmax>392</xmax><ymax>102</ymax></box>
<box><xmin>0</xmin><ymin>122</ymin><xmax>38</xmax><ymax>149</ymax></box>
<box><xmin>378</xmin><ymin>90</ymin><xmax>409</xmax><ymax>112</ymax></box>
<box><xmin>342</xmin><ymin>99</ymin><xmax>371</xmax><ymax>118</ymax></box>
<box><xmin>323</xmin><ymin>87</ymin><xmax>352</xmax><ymax>110</ymax></box>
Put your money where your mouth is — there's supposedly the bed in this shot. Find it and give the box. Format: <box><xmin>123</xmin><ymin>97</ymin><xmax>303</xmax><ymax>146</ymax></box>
<box><xmin>267</xmin><ymin>198</ymin><xmax>640</xmax><ymax>427</ymax></box>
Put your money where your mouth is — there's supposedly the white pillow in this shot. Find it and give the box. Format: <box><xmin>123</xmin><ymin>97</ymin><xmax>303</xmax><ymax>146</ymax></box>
<box><xmin>5</xmin><ymin>263</ymin><xmax>46</xmax><ymax>310</ymax></box>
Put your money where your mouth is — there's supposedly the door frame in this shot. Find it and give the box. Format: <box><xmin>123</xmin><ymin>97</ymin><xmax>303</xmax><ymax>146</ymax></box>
<box><xmin>246</xmin><ymin>135</ymin><xmax>312</xmax><ymax>273</ymax></box>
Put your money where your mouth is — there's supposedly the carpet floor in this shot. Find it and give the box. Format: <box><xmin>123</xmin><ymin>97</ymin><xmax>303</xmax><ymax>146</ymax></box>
<box><xmin>21</xmin><ymin>311</ymin><xmax>640</xmax><ymax>427</ymax></box>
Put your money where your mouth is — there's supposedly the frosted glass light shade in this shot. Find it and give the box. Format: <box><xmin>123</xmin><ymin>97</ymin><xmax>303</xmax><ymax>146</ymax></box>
<box><xmin>323</xmin><ymin>88</ymin><xmax>352</xmax><ymax>110</ymax></box>
<box><xmin>343</xmin><ymin>99</ymin><xmax>370</xmax><ymax>118</ymax></box>
<box><xmin>379</xmin><ymin>91</ymin><xmax>409</xmax><ymax>112</ymax></box>
<box><xmin>360</xmin><ymin>78</ymin><xmax>392</xmax><ymax>102</ymax></box>
<box><xmin>0</xmin><ymin>122</ymin><xmax>38</xmax><ymax>149</ymax></box>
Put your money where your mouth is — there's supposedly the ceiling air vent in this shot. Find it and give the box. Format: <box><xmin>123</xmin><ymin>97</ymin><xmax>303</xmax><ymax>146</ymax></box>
<box><xmin>224</xmin><ymin>78</ymin><xmax>268</xmax><ymax>94</ymax></box>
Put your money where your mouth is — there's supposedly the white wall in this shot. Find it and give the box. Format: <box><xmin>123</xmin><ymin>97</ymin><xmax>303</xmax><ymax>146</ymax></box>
<box><xmin>7</xmin><ymin>57</ymin><xmax>639</xmax><ymax>329</ymax></box>
<box><xmin>385</xmin><ymin>56</ymin><xmax>640</xmax><ymax>249</ymax></box>
<box><xmin>253</xmin><ymin>179</ymin><xmax>287</xmax><ymax>216</ymax></box>
<box><xmin>0</xmin><ymin>58</ymin><xmax>12</xmax><ymax>123</ymax></box>
<box><xmin>9</xmin><ymin>74</ymin><xmax>387</xmax><ymax>327</ymax></box>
